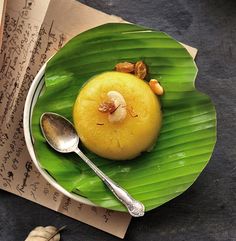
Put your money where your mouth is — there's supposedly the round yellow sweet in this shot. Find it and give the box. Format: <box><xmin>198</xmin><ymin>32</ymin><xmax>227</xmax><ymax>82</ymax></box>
<box><xmin>73</xmin><ymin>71</ymin><xmax>162</xmax><ymax>160</ymax></box>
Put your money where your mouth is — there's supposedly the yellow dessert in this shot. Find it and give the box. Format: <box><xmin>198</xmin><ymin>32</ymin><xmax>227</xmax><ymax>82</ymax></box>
<box><xmin>73</xmin><ymin>71</ymin><xmax>162</xmax><ymax>160</ymax></box>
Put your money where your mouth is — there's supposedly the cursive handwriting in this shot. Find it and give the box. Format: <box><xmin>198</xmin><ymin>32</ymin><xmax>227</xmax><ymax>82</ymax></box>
<box><xmin>16</xmin><ymin>161</ymin><xmax>32</xmax><ymax>195</ymax></box>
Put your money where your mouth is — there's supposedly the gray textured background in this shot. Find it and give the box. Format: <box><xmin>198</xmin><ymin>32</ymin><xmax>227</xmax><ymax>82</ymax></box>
<box><xmin>1</xmin><ymin>0</ymin><xmax>236</xmax><ymax>240</ymax></box>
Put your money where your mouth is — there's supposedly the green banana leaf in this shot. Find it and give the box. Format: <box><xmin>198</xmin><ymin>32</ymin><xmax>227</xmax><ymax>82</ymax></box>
<box><xmin>32</xmin><ymin>23</ymin><xmax>216</xmax><ymax>212</ymax></box>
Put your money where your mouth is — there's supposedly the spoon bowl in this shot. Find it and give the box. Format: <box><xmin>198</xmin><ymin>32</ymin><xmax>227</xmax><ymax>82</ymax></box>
<box><xmin>40</xmin><ymin>112</ymin><xmax>79</xmax><ymax>153</ymax></box>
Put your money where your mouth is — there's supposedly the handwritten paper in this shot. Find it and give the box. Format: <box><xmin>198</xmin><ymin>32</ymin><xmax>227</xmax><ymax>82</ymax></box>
<box><xmin>0</xmin><ymin>0</ymin><xmax>197</xmax><ymax>238</ymax></box>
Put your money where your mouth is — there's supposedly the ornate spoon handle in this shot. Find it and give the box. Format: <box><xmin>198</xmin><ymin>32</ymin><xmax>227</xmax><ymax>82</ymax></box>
<box><xmin>74</xmin><ymin>148</ymin><xmax>145</xmax><ymax>217</ymax></box>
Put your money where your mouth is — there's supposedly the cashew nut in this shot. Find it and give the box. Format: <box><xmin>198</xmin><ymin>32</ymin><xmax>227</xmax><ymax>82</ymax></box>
<box><xmin>149</xmin><ymin>79</ymin><xmax>164</xmax><ymax>96</ymax></box>
<box><xmin>107</xmin><ymin>91</ymin><xmax>127</xmax><ymax>123</ymax></box>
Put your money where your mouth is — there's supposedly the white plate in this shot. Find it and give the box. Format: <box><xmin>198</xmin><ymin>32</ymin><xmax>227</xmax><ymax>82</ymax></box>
<box><xmin>23</xmin><ymin>63</ymin><xmax>95</xmax><ymax>206</ymax></box>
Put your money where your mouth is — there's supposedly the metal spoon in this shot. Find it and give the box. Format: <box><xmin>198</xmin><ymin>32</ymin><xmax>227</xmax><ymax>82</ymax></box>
<box><xmin>40</xmin><ymin>112</ymin><xmax>145</xmax><ymax>217</ymax></box>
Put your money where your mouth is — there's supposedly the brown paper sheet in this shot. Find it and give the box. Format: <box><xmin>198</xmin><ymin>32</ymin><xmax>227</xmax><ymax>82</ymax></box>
<box><xmin>0</xmin><ymin>0</ymin><xmax>197</xmax><ymax>238</ymax></box>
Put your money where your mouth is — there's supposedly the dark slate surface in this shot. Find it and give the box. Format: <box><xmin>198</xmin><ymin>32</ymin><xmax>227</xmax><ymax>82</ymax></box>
<box><xmin>1</xmin><ymin>0</ymin><xmax>236</xmax><ymax>240</ymax></box>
